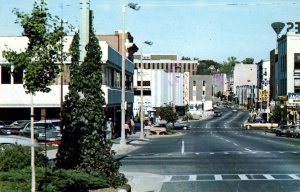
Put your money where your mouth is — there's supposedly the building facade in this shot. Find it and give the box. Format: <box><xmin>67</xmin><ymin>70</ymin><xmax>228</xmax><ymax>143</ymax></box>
<box><xmin>233</xmin><ymin>63</ymin><xmax>257</xmax><ymax>105</ymax></box>
<box><xmin>132</xmin><ymin>69</ymin><xmax>184</xmax><ymax>118</ymax></box>
<box><xmin>134</xmin><ymin>54</ymin><xmax>199</xmax><ymax>75</ymax></box>
<box><xmin>0</xmin><ymin>36</ymin><xmax>136</xmax><ymax>136</ymax></box>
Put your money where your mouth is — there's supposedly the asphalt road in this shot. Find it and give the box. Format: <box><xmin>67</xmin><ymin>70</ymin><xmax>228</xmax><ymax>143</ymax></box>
<box><xmin>120</xmin><ymin>109</ymin><xmax>300</xmax><ymax>192</ymax></box>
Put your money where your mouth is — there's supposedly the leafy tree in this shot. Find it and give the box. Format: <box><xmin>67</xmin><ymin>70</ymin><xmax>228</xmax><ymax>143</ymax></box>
<box><xmin>196</xmin><ymin>60</ymin><xmax>221</xmax><ymax>75</ymax></box>
<box><xmin>56</xmin><ymin>22</ymin><xmax>126</xmax><ymax>187</ymax></box>
<box><xmin>3</xmin><ymin>0</ymin><xmax>64</xmax><ymax>94</ymax></box>
<box><xmin>242</xmin><ymin>58</ymin><xmax>254</xmax><ymax>64</ymax></box>
<box><xmin>160</xmin><ymin>103</ymin><xmax>178</xmax><ymax>124</ymax></box>
<box><xmin>219</xmin><ymin>56</ymin><xmax>239</xmax><ymax>73</ymax></box>
<box><xmin>181</xmin><ymin>56</ymin><xmax>191</xmax><ymax>60</ymax></box>
<box><xmin>2</xmin><ymin>1</ymin><xmax>67</xmax><ymax>190</ymax></box>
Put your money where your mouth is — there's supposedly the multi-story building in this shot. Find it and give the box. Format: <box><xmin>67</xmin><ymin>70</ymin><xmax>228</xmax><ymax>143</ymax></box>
<box><xmin>212</xmin><ymin>73</ymin><xmax>227</xmax><ymax>98</ymax></box>
<box><xmin>276</xmin><ymin>32</ymin><xmax>300</xmax><ymax>97</ymax></box>
<box><xmin>134</xmin><ymin>54</ymin><xmax>199</xmax><ymax>75</ymax></box>
<box><xmin>132</xmin><ymin>69</ymin><xmax>184</xmax><ymax>118</ymax></box>
<box><xmin>0</xmin><ymin>36</ymin><xmax>136</xmax><ymax>136</ymax></box>
<box><xmin>188</xmin><ymin>75</ymin><xmax>213</xmax><ymax>117</ymax></box>
<box><xmin>275</xmin><ymin>32</ymin><xmax>300</xmax><ymax>124</ymax></box>
<box><xmin>233</xmin><ymin>63</ymin><xmax>257</xmax><ymax>105</ymax></box>
<box><xmin>256</xmin><ymin>60</ymin><xmax>271</xmax><ymax>111</ymax></box>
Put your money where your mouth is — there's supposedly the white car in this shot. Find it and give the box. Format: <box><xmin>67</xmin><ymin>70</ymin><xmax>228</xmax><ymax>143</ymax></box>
<box><xmin>0</xmin><ymin>129</ymin><xmax>38</xmax><ymax>148</ymax></box>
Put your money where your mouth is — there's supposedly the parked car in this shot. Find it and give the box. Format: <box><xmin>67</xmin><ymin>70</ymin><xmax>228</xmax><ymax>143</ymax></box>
<box><xmin>275</xmin><ymin>125</ymin><xmax>290</xmax><ymax>136</ymax></box>
<box><xmin>0</xmin><ymin>121</ymin><xmax>6</xmax><ymax>128</ymax></box>
<box><xmin>1</xmin><ymin>120</ymin><xmax>31</xmax><ymax>135</ymax></box>
<box><xmin>48</xmin><ymin>119</ymin><xmax>61</xmax><ymax>131</ymax></box>
<box><xmin>214</xmin><ymin>110</ymin><xmax>222</xmax><ymax>117</ymax></box>
<box><xmin>286</xmin><ymin>125</ymin><xmax>300</xmax><ymax>138</ymax></box>
<box><xmin>19</xmin><ymin>121</ymin><xmax>62</xmax><ymax>142</ymax></box>
<box><xmin>0</xmin><ymin>129</ymin><xmax>38</xmax><ymax>148</ymax></box>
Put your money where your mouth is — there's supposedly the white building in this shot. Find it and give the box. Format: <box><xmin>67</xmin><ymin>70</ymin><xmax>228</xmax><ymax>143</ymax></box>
<box><xmin>0</xmin><ymin>36</ymin><xmax>135</xmax><ymax>129</ymax></box>
<box><xmin>276</xmin><ymin>32</ymin><xmax>300</xmax><ymax>98</ymax></box>
<box><xmin>233</xmin><ymin>63</ymin><xmax>257</xmax><ymax>105</ymax></box>
<box><xmin>132</xmin><ymin>69</ymin><xmax>184</xmax><ymax>117</ymax></box>
<box><xmin>212</xmin><ymin>73</ymin><xmax>227</xmax><ymax>98</ymax></box>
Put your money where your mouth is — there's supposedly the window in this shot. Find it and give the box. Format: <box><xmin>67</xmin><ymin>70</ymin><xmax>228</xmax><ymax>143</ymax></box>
<box><xmin>203</xmin><ymin>80</ymin><xmax>206</xmax><ymax>86</ymax></box>
<box><xmin>193</xmin><ymin>81</ymin><xmax>196</xmax><ymax>86</ymax></box>
<box><xmin>295</xmin><ymin>53</ymin><xmax>300</xmax><ymax>69</ymax></box>
<box><xmin>1</xmin><ymin>65</ymin><xmax>11</xmax><ymax>84</ymax></box>
<box><xmin>13</xmin><ymin>68</ymin><xmax>23</xmax><ymax>84</ymax></box>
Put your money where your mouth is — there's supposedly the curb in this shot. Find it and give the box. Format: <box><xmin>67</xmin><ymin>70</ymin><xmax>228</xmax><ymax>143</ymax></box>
<box><xmin>117</xmin><ymin>184</ymin><xmax>131</xmax><ymax>192</ymax></box>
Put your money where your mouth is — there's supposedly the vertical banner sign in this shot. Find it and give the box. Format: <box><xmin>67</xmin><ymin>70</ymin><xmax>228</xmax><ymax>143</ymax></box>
<box><xmin>184</xmin><ymin>72</ymin><xmax>189</xmax><ymax>104</ymax></box>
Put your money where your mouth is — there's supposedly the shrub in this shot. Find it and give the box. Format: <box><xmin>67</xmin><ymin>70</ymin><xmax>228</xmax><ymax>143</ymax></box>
<box><xmin>0</xmin><ymin>145</ymin><xmax>47</xmax><ymax>171</ymax></box>
<box><xmin>0</xmin><ymin>167</ymin><xmax>109</xmax><ymax>192</ymax></box>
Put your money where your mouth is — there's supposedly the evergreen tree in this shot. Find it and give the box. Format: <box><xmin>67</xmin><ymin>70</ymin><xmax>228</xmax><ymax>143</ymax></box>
<box><xmin>56</xmin><ymin>27</ymin><xmax>126</xmax><ymax>187</ymax></box>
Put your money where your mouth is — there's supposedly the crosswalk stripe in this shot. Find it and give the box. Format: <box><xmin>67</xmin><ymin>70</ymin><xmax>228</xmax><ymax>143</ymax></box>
<box><xmin>288</xmin><ymin>174</ymin><xmax>300</xmax><ymax>180</ymax></box>
<box><xmin>264</xmin><ymin>174</ymin><xmax>275</xmax><ymax>180</ymax></box>
<box><xmin>215</xmin><ymin>175</ymin><xmax>223</xmax><ymax>181</ymax></box>
<box><xmin>238</xmin><ymin>174</ymin><xmax>249</xmax><ymax>180</ymax></box>
<box><xmin>189</xmin><ymin>175</ymin><xmax>197</xmax><ymax>181</ymax></box>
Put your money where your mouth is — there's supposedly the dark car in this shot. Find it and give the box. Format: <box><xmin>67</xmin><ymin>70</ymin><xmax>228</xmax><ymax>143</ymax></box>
<box><xmin>0</xmin><ymin>121</ymin><xmax>5</xmax><ymax>128</ymax></box>
<box><xmin>286</xmin><ymin>125</ymin><xmax>300</xmax><ymax>138</ymax></box>
<box><xmin>275</xmin><ymin>125</ymin><xmax>290</xmax><ymax>136</ymax></box>
<box><xmin>214</xmin><ymin>111</ymin><xmax>222</xmax><ymax>117</ymax></box>
<box><xmin>19</xmin><ymin>121</ymin><xmax>61</xmax><ymax>142</ymax></box>
<box><xmin>1</xmin><ymin>120</ymin><xmax>30</xmax><ymax>135</ymax></box>
<box><xmin>172</xmin><ymin>121</ymin><xmax>191</xmax><ymax>130</ymax></box>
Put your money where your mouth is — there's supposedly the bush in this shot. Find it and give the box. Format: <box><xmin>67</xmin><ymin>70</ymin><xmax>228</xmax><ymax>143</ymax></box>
<box><xmin>182</xmin><ymin>112</ymin><xmax>193</xmax><ymax>121</ymax></box>
<box><xmin>0</xmin><ymin>167</ymin><xmax>109</xmax><ymax>192</ymax></box>
<box><xmin>0</xmin><ymin>145</ymin><xmax>110</xmax><ymax>191</ymax></box>
<box><xmin>0</xmin><ymin>145</ymin><xmax>47</xmax><ymax>171</ymax></box>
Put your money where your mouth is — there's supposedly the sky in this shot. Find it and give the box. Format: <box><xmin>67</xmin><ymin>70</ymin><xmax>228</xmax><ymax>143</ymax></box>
<box><xmin>0</xmin><ymin>0</ymin><xmax>299</xmax><ymax>63</ymax></box>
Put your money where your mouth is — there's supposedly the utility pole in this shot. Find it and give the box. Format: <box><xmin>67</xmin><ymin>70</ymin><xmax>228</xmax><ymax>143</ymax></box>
<box><xmin>79</xmin><ymin>0</ymin><xmax>90</xmax><ymax>63</ymax></box>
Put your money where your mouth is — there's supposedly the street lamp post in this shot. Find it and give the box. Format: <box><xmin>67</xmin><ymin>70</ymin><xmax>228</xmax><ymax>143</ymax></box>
<box><xmin>280</xmin><ymin>104</ymin><xmax>284</xmax><ymax>124</ymax></box>
<box><xmin>140</xmin><ymin>41</ymin><xmax>153</xmax><ymax>139</ymax></box>
<box><xmin>120</xmin><ymin>2</ymin><xmax>140</xmax><ymax>146</ymax></box>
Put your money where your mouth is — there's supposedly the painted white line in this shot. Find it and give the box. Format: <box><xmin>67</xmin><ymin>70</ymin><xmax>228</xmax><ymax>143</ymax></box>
<box><xmin>264</xmin><ymin>174</ymin><xmax>275</xmax><ymax>180</ymax></box>
<box><xmin>288</xmin><ymin>174</ymin><xmax>300</xmax><ymax>180</ymax></box>
<box><xmin>164</xmin><ymin>176</ymin><xmax>172</xmax><ymax>182</ymax></box>
<box><xmin>224</xmin><ymin>152</ymin><xmax>229</xmax><ymax>155</ymax></box>
<box><xmin>244</xmin><ymin>148</ymin><xmax>252</xmax><ymax>152</ymax></box>
<box><xmin>279</xmin><ymin>151</ymin><xmax>284</xmax><ymax>154</ymax></box>
<box><xmin>233</xmin><ymin>143</ymin><xmax>238</xmax><ymax>146</ymax></box>
<box><xmin>189</xmin><ymin>175</ymin><xmax>197</xmax><ymax>181</ymax></box>
<box><xmin>215</xmin><ymin>175</ymin><xmax>223</xmax><ymax>181</ymax></box>
<box><xmin>265</xmin><ymin>152</ymin><xmax>270</xmax><ymax>154</ymax></box>
<box><xmin>293</xmin><ymin>152</ymin><xmax>299</xmax><ymax>154</ymax></box>
<box><xmin>210</xmin><ymin>152</ymin><xmax>215</xmax><ymax>155</ymax></box>
<box><xmin>195</xmin><ymin>153</ymin><xmax>199</xmax><ymax>155</ymax></box>
<box><xmin>168</xmin><ymin>153</ymin><xmax>172</xmax><ymax>156</ymax></box>
<box><xmin>239</xmin><ymin>174</ymin><xmax>249</xmax><ymax>180</ymax></box>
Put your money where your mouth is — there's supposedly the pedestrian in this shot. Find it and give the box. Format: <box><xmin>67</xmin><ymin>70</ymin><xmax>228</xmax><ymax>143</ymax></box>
<box><xmin>130</xmin><ymin>118</ymin><xmax>135</xmax><ymax>134</ymax></box>
<box><xmin>105</xmin><ymin>118</ymin><xmax>113</xmax><ymax>140</ymax></box>
<box><xmin>125</xmin><ymin>122</ymin><xmax>130</xmax><ymax>138</ymax></box>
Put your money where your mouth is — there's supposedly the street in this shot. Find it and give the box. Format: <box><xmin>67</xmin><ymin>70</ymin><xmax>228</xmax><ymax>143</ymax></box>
<box><xmin>119</xmin><ymin>109</ymin><xmax>300</xmax><ymax>192</ymax></box>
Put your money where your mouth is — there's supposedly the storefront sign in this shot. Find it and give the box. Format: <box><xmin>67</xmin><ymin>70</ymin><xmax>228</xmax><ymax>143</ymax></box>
<box><xmin>288</xmin><ymin>93</ymin><xmax>300</xmax><ymax>104</ymax></box>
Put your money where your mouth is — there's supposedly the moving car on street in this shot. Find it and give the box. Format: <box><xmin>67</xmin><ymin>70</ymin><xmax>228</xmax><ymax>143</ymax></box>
<box><xmin>242</xmin><ymin>120</ymin><xmax>278</xmax><ymax>130</ymax></box>
<box><xmin>213</xmin><ymin>110</ymin><xmax>222</xmax><ymax>117</ymax></box>
<box><xmin>275</xmin><ymin>125</ymin><xmax>290</xmax><ymax>136</ymax></box>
